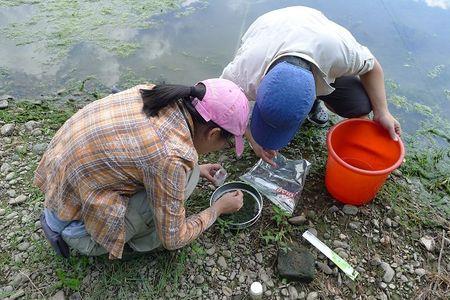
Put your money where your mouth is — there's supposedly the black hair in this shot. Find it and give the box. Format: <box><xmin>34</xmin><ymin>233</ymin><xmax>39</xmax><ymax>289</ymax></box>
<box><xmin>140</xmin><ymin>84</ymin><xmax>233</xmax><ymax>140</ymax></box>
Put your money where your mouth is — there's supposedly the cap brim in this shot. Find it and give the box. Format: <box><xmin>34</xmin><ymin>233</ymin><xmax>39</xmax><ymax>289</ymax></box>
<box><xmin>235</xmin><ymin>135</ymin><xmax>244</xmax><ymax>157</ymax></box>
<box><xmin>250</xmin><ymin>103</ymin><xmax>302</xmax><ymax>150</ymax></box>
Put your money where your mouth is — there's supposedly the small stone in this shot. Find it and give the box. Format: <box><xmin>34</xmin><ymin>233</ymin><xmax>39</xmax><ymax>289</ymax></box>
<box><xmin>9</xmin><ymin>194</ymin><xmax>27</xmax><ymax>205</ymax></box>
<box><xmin>388</xmin><ymin>283</ymin><xmax>395</xmax><ymax>289</ymax></box>
<box><xmin>194</xmin><ymin>275</ymin><xmax>205</xmax><ymax>284</ymax></box>
<box><xmin>32</xmin><ymin>143</ymin><xmax>48</xmax><ymax>155</ymax></box>
<box><xmin>308</xmin><ymin>228</ymin><xmax>317</xmax><ymax>236</ymax></box>
<box><xmin>288</xmin><ymin>214</ymin><xmax>307</xmax><ymax>225</ymax></box>
<box><xmin>281</xmin><ymin>288</ymin><xmax>289</xmax><ymax>297</ymax></box>
<box><xmin>317</xmin><ymin>262</ymin><xmax>333</xmax><ymax>275</ymax></box>
<box><xmin>288</xmin><ymin>286</ymin><xmax>298</xmax><ymax>299</ymax></box>
<box><xmin>7</xmin><ymin>189</ymin><xmax>16</xmax><ymax>197</ymax></box>
<box><xmin>255</xmin><ymin>253</ymin><xmax>263</xmax><ymax>264</ymax></box>
<box><xmin>328</xmin><ymin>205</ymin><xmax>339</xmax><ymax>213</ymax></box>
<box><xmin>206</xmin><ymin>246</ymin><xmax>216</xmax><ymax>256</ymax></box>
<box><xmin>10</xmin><ymin>272</ymin><xmax>27</xmax><ymax>287</ymax></box>
<box><xmin>217</xmin><ymin>256</ymin><xmax>227</xmax><ymax>269</ymax></box>
<box><xmin>379</xmin><ymin>282</ymin><xmax>387</xmax><ymax>289</ymax></box>
<box><xmin>306</xmin><ymin>210</ymin><xmax>316</xmax><ymax>219</ymax></box>
<box><xmin>205</xmin><ymin>259</ymin><xmax>215</xmax><ymax>267</ymax></box>
<box><xmin>50</xmin><ymin>290</ymin><xmax>66</xmax><ymax>300</ymax></box>
<box><xmin>1</xmin><ymin>162</ymin><xmax>11</xmax><ymax>173</ymax></box>
<box><xmin>0</xmin><ymin>208</ymin><xmax>5</xmax><ymax>216</ymax></box>
<box><xmin>414</xmin><ymin>268</ymin><xmax>426</xmax><ymax>276</ymax></box>
<box><xmin>384</xmin><ymin>218</ymin><xmax>392</xmax><ymax>227</ymax></box>
<box><xmin>306</xmin><ymin>291</ymin><xmax>319</xmax><ymax>300</ymax></box>
<box><xmin>298</xmin><ymin>291</ymin><xmax>306</xmax><ymax>299</ymax></box>
<box><xmin>0</xmin><ymin>99</ymin><xmax>8</xmax><ymax>109</ymax></box>
<box><xmin>380</xmin><ymin>262</ymin><xmax>395</xmax><ymax>283</ymax></box>
<box><xmin>342</xmin><ymin>205</ymin><xmax>358</xmax><ymax>215</ymax></box>
<box><xmin>218</xmin><ymin>275</ymin><xmax>227</xmax><ymax>281</ymax></box>
<box><xmin>1</xmin><ymin>123</ymin><xmax>15</xmax><ymax>136</ymax></box>
<box><xmin>420</xmin><ymin>236</ymin><xmax>435</xmax><ymax>252</ymax></box>
<box><xmin>0</xmin><ymin>94</ymin><xmax>13</xmax><ymax>100</ymax></box>
<box><xmin>9</xmin><ymin>289</ymin><xmax>25</xmax><ymax>300</ymax></box>
<box><xmin>349</xmin><ymin>222</ymin><xmax>361</xmax><ymax>229</ymax></box>
<box><xmin>222</xmin><ymin>250</ymin><xmax>232</xmax><ymax>258</ymax></box>
<box><xmin>222</xmin><ymin>286</ymin><xmax>232</xmax><ymax>297</ymax></box>
<box><xmin>24</xmin><ymin>121</ymin><xmax>41</xmax><ymax>132</ymax></box>
<box><xmin>17</xmin><ymin>242</ymin><xmax>30</xmax><ymax>251</ymax></box>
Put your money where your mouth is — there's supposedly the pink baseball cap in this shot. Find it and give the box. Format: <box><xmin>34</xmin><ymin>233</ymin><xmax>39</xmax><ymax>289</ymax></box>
<box><xmin>192</xmin><ymin>78</ymin><xmax>249</xmax><ymax>157</ymax></box>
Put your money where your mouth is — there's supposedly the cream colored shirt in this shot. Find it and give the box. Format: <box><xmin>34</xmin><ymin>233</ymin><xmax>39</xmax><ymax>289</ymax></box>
<box><xmin>221</xmin><ymin>6</ymin><xmax>375</xmax><ymax>100</ymax></box>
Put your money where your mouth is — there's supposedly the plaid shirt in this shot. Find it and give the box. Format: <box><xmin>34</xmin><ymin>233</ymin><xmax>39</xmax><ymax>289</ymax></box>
<box><xmin>34</xmin><ymin>85</ymin><xmax>217</xmax><ymax>259</ymax></box>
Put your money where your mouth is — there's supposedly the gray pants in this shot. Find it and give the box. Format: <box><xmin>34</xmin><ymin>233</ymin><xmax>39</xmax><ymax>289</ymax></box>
<box><xmin>63</xmin><ymin>165</ymin><xmax>200</xmax><ymax>256</ymax></box>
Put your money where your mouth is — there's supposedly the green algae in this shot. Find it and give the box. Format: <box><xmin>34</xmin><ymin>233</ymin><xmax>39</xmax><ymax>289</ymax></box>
<box><xmin>0</xmin><ymin>0</ymin><xmax>187</xmax><ymax>61</ymax></box>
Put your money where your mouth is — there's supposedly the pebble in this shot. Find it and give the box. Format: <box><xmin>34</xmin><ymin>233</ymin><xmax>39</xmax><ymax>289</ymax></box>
<box><xmin>1</xmin><ymin>162</ymin><xmax>11</xmax><ymax>173</ymax></box>
<box><xmin>288</xmin><ymin>286</ymin><xmax>298</xmax><ymax>299</ymax></box>
<box><xmin>9</xmin><ymin>194</ymin><xmax>27</xmax><ymax>205</ymax></box>
<box><xmin>205</xmin><ymin>259</ymin><xmax>215</xmax><ymax>267</ymax></box>
<box><xmin>317</xmin><ymin>262</ymin><xmax>333</xmax><ymax>275</ymax></box>
<box><xmin>255</xmin><ymin>253</ymin><xmax>263</xmax><ymax>264</ymax></box>
<box><xmin>1</xmin><ymin>123</ymin><xmax>15</xmax><ymax>136</ymax></box>
<box><xmin>306</xmin><ymin>291</ymin><xmax>319</xmax><ymax>300</ymax></box>
<box><xmin>222</xmin><ymin>250</ymin><xmax>232</xmax><ymax>258</ymax></box>
<box><xmin>298</xmin><ymin>291</ymin><xmax>306</xmax><ymax>299</ymax></box>
<box><xmin>0</xmin><ymin>99</ymin><xmax>8</xmax><ymax>109</ymax></box>
<box><xmin>328</xmin><ymin>205</ymin><xmax>339</xmax><ymax>213</ymax></box>
<box><xmin>349</xmin><ymin>222</ymin><xmax>361</xmax><ymax>229</ymax></box>
<box><xmin>308</xmin><ymin>228</ymin><xmax>317</xmax><ymax>236</ymax></box>
<box><xmin>194</xmin><ymin>275</ymin><xmax>205</xmax><ymax>284</ymax></box>
<box><xmin>222</xmin><ymin>286</ymin><xmax>232</xmax><ymax>297</ymax></box>
<box><xmin>0</xmin><ymin>208</ymin><xmax>5</xmax><ymax>216</ymax></box>
<box><xmin>9</xmin><ymin>289</ymin><xmax>25</xmax><ymax>300</ymax></box>
<box><xmin>206</xmin><ymin>246</ymin><xmax>216</xmax><ymax>256</ymax></box>
<box><xmin>217</xmin><ymin>256</ymin><xmax>227</xmax><ymax>269</ymax></box>
<box><xmin>218</xmin><ymin>275</ymin><xmax>227</xmax><ymax>281</ymax></box>
<box><xmin>414</xmin><ymin>268</ymin><xmax>426</xmax><ymax>276</ymax></box>
<box><xmin>342</xmin><ymin>205</ymin><xmax>358</xmax><ymax>215</ymax></box>
<box><xmin>24</xmin><ymin>121</ymin><xmax>41</xmax><ymax>132</ymax></box>
<box><xmin>17</xmin><ymin>242</ymin><xmax>30</xmax><ymax>251</ymax></box>
<box><xmin>5</xmin><ymin>172</ymin><xmax>16</xmax><ymax>181</ymax></box>
<box><xmin>281</xmin><ymin>288</ymin><xmax>289</xmax><ymax>297</ymax></box>
<box><xmin>288</xmin><ymin>214</ymin><xmax>307</xmax><ymax>225</ymax></box>
<box><xmin>384</xmin><ymin>218</ymin><xmax>392</xmax><ymax>227</ymax></box>
<box><xmin>50</xmin><ymin>290</ymin><xmax>66</xmax><ymax>300</ymax></box>
<box><xmin>420</xmin><ymin>236</ymin><xmax>435</xmax><ymax>252</ymax></box>
<box><xmin>379</xmin><ymin>282</ymin><xmax>387</xmax><ymax>289</ymax></box>
<box><xmin>306</xmin><ymin>210</ymin><xmax>316</xmax><ymax>219</ymax></box>
<box><xmin>32</xmin><ymin>143</ymin><xmax>48</xmax><ymax>155</ymax></box>
<box><xmin>380</xmin><ymin>262</ymin><xmax>395</xmax><ymax>283</ymax></box>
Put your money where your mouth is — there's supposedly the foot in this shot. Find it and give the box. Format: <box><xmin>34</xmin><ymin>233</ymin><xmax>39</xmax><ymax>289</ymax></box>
<box><xmin>307</xmin><ymin>100</ymin><xmax>329</xmax><ymax>127</ymax></box>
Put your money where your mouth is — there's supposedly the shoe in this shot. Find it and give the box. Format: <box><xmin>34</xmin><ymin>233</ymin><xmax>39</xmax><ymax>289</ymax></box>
<box><xmin>307</xmin><ymin>100</ymin><xmax>329</xmax><ymax>127</ymax></box>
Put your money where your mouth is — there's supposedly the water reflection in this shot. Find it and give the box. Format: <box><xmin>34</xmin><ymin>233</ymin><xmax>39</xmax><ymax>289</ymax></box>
<box><xmin>0</xmin><ymin>0</ymin><xmax>449</xmax><ymax>134</ymax></box>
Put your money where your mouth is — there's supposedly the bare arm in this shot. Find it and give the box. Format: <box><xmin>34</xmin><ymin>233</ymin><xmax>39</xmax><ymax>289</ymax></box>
<box><xmin>360</xmin><ymin>58</ymin><xmax>402</xmax><ymax>140</ymax></box>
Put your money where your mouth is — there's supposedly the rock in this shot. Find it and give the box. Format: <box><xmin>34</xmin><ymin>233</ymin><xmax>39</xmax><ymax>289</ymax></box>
<box><xmin>277</xmin><ymin>246</ymin><xmax>316</xmax><ymax>282</ymax></box>
<box><xmin>255</xmin><ymin>253</ymin><xmax>263</xmax><ymax>264</ymax></box>
<box><xmin>222</xmin><ymin>250</ymin><xmax>231</xmax><ymax>258</ymax></box>
<box><xmin>306</xmin><ymin>210</ymin><xmax>316</xmax><ymax>219</ymax></box>
<box><xmin>298</xmin><ymin>291</ymin><xmax>306</xmax><ymax>299</ymax></box>
<box><xmin>281</xmin><ymin>288</ymin><xmax>289</xmax><ymax>297</ymax></box>
<box><xmin>0</xmin><ymin>208</ymin><xmax>5</xmax><ymax>216</ymax></box>
<box><xmin>205</xmin><ymin>259</ymin><xmax>215</xmax><ymax>267</ymax></box>
<box><xmin>349</xmin><ymin>222</ymin><xmax>361</xmax><ymax>229</ymax></box>
<box><xmin>32</xmin><ymin>143</ymin><xmax>48</xmax><ymax>155</ymax></box>
<box><xmin>288</xmin><ymin>286</ymin><xmax>298</xmax><ymax>299</ymax></box>
<box><xmin>50</xmin><ymin>290</ymin><xmax>66</xmax><ymax>300</ymax></box>
<box><xmin>414</xmin><ymin>268</ymin><xmax>426</xmax><ymax>276</ymax></box>
<box><xmin>9</xmin><ymin>194</ymin><xmax>27</xmax><ymax>205</ymax></box>
<box><xmin>0</xmin><ymin>94</ymin><xmax>13</xmax><ymax>100</ymax></box>
<box><xmin>194</xmin><ymin>275</ymin><xmax>205</xmax><ymax>284</ymax></box>
<box><xmin>342</xmin><ymin>205</ymin><xmax>358</xmax><ymax>215</ymax></box>
<box><xmin>1</xmin><ymin>162</ymin><xmax>11</xmax><ymax>173</ymax></box>
<box><xmin>308</xmin><ymin>228</ymin><xmax>317</xmax><ymax>236</ymax></box>
<box><xmin>217</xmin><ymin>256</ymin><xmax>227</xmax><ymax>269</ymax></box>
<box><xmin>222</xmin><ymin>286</ymin><xmax>232</xmax><ymax>297</ymax></box>
<box><xmin>5</xmin><ymin>172</ymin><xmax>16</xmax><ymax>181</ymax></box>
<box><xmin>317</xmin><ymin>261</ymin><xmax>333</xmax><ymax>275</ymax></box>
<box><xmin>420</xmin><ymin>236</ymin><xmax>435</xmax><ymax>252</ymax></box>
<box><xmin>10</xmin><ymin>272</ymin><xmax>27</xmax><ymax>287</ymax></box>
<box><xmin>9</xmin><ymin>289</ymin><xmax>25</xmax><ymax>300</ymax></box>
<box><xmin>306</xmin><ymin>291</ymin><xmax>319</xmax><ymax>300</ymax></box>
<box><xmin>380</xmin><ymin>262</ymin><xmax>395</xmax><ymax>283</ymax></box>
<box><xmin>17</xmin><ymin>242</ymin><xmax>30</xmax><ymax>251</ymax></box>
<box><xmin>384</xmin><ymin>218</ymin><xmax>392</xmax><ymax>227</ymax></box>
<box><xmin>328</xmin><ymin>205</ymin><xmax>339</xmax><ymax>213</ymax></box>
<box><xmin>0</xmin><ymin>99</ymin><xmax>8</xmax><ymax>109</ymax></box>
<box><xmin>288</xmin><ymin>214</ymin><xmax>307</xmax><ymax>225</ymax></box>
<box><xmin>24</xmin><ymin>121</ymin><xmax>41</xmax><ymax>132</ymax></box>
<box><xmin>206</xmin><ymin>246</ymin><xmax>215</xmax><ymax>256</ymax></box>
<box><xmin>1</xmin><ymin>123</ymin><xmax>15</xmax><ymax>136</ymax></box>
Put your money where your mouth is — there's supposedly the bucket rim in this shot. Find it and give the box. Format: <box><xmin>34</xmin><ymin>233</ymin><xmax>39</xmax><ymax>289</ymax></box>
<box><xmin>326</xmin><ymin>119</ymin><xmax>405</xmax><ymax>176</ymax></box>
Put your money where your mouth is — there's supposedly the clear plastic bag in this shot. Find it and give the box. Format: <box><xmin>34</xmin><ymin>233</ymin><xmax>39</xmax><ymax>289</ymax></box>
<box><xmin>240</xmin><ymin>154</ymin><xmax>310</xmax><ymax>215</ymax></box>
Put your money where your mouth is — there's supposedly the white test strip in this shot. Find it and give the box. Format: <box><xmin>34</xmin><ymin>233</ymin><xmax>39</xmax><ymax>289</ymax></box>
<box><xmin>302</xmin><ymin>230</ymin><xmax>359</xmax><ymax>281</ymax></box>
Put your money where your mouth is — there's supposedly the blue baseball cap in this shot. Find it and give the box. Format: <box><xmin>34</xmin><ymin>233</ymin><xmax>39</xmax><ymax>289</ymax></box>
<box><xmin>250</xmin><ymin>61</ymin><xmax>316</xmax><ymax>150</ymax></box>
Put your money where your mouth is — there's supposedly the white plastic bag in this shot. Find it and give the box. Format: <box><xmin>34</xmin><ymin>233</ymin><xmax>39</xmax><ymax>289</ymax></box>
<box><xmin>240</xmin><ymin>154</ymin><xmax>310</xmax><ymax>215</ymax></box>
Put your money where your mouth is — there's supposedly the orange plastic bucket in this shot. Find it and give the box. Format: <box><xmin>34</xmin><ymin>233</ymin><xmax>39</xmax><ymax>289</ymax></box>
<box><xmin>325</xmin><ymin>119</ymin><xmax>405</xmax><ymax>205</ymax></box>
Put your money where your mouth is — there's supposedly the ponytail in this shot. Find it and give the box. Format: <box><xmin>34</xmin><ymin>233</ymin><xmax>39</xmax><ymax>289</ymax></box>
<box><xmin>140</xmin><ymin>84</ymin><xmax>205</xmax><ymax>117</ymax></box>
